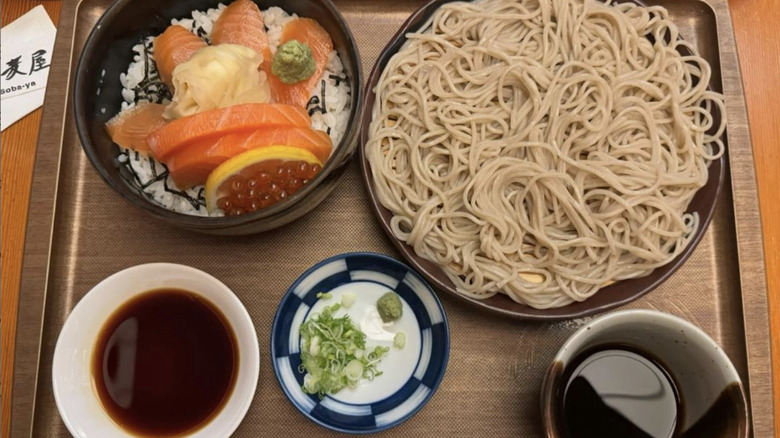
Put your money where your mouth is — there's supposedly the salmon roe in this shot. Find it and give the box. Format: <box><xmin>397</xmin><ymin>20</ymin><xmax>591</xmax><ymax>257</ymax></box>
<box><xmin>217</xmin><ymin>160</ymin><xmax>322</xmax><ymax>216</ymax></box>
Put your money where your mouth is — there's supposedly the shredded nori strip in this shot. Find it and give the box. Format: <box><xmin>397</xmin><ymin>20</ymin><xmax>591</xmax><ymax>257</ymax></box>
<box><xmin>149</xmin><ymin>156</ymin><xmax>158</xmax><ymax>178</ymax></box>
<box><xmin>307</xmin><ymin>95</ymin><xmax>325</xmax><ymax>116</ymax></box>
<box><xmin>163</xmin><ymin>177</ymin><xmax>206</xmax><ymax>209</ymax></box>
<box><xmin>306</xmin><ymin>95</ymin><xmax>320</xmax><ymax>107</ymax></box>
<box><xmin>119</xmin><ymin>150</ymin><xmax>145</xmax><ymax>187</ymax></box>
<box><xmin>320</xmin><ymin>79</ymin><xmax>327</xmax><ymax>113</ymax></box>
<box><xmin>306</xmin><ymin>80</ymin><xmax>329</xmax><ymax>116</ymax></box>
<box><xmin>329</xmin><ymin>74</ymin><xmax>347</xmax><ymax>86</ymax></box>
<box><xmin>115</xmin><ymin>35</ymin><xmax>207</xmax><ymax>213</ymax></box>
<box><xmin>118</xmin><ymin>148</ymin><xmax>205</xmax><ymax>211</ymax></box>
<box><xmin>141</xmin><ymin>171</ymin><xmax>169</xmax><ymax>190</ymax></box>
<box><xmin>196</xmin><ymin>26</ymin><xmax>208</xmax><ymax>41</ymax></box>
<box><xmin>132</xmin><ymin>36</ymin><xmax>172</xmax><ymax>103</ymax></box>
<box><xmin>135</xmin><ymin>156</ymin><xmax>169</xmax><ymax>189</ymax></box>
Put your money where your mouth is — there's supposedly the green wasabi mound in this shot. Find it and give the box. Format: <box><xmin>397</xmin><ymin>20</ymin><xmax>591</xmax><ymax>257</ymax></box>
<box><xmin>377</xmin><ymin>292</ymin><xmax>403</xmax><ymax>322</ymax></box>
<box><xmin>271</xmin><ymin>40</ymin><xmax>316</xmax><ymax>84</ymax></box>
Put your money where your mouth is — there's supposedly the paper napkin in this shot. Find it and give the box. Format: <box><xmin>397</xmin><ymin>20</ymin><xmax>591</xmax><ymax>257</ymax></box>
<box><xmin>1</xmin><ymin>5</ymin><xmax>57</xmax><ymax>131</ymax></box>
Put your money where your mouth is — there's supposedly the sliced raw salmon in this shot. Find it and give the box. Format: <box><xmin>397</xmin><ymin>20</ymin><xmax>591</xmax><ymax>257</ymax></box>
<box><xmin>211</xmin><ymin>0</ymin><xmax>272</xmax><ymax>65</ymax></box>
<box><xmin>268</xmin><ymin>18</ymin><xmax>333</xmax><ymax>107</ymax></box>
<box><xmin>105</xmin><ymin>103</ymin><xmax>168</xmax><ymax>155</ymax></box>
<box><xmin>165</xmin><ymin>126</ymin><xmax>332</xmax><ymax>188</ymax></box>
<box><xmin>154</xmin><ymin>25</ymin><xmax>206</xmax><ymax>87</ymax></box>
<box><xmin>146</xmin><ymin>103</ymin><xmax>312</xmax><ymax>160</ymax></box>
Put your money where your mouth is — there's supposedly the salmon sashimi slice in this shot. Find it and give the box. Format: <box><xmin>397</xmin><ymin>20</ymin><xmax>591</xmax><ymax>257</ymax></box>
<box><xmin>211</xmin><ymin>0</ymin><xmax>272</xmax><ymax>64</ymax></box>
<box><xmin>105</xmin><ymin>103</ymin><xmax>168</xmax><ymax>155</ymax></box>
<box><xmin>268</xmin><ymin>18</ymin><xmax>334</xmax><ymax>108</ymax></box>
<box><xmin>154</xmin><ymin>25</ymin><xmax>206</xmax><ymax>87</ymax></box>
<box><xmin>165</xmin><ymin>126</ymin><xmax>333</xmax><ymax>188</ymax></box>
<box><xmin>146</xmin><ymin>103</ymin><xmax>312</xmax><ymax>160</ymax></box>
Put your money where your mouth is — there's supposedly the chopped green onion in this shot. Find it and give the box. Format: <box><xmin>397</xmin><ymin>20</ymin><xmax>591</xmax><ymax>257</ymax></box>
<box><xmin>316</xmin><ymin>292</ymin><xmax>333</xmax><ymax>300</ymax></box>
<box><xmin>341</xmin><ymin>293</ymin><xmax>357</xmax><ymax>308</ymax></box>
<box><xmin>309</xmin><ymin>335</ymin><xmax>321</xmax><ymax>356</ymax></box>
<box><xmin>394</xmin><ymin>332</ymin><xmax>406</xmax><ymax>349</ymax></box>
<box><xmin>299</xmin><ymin>303</ymin><xmax>389</xmax><ymax>398</ymax></box>
<box><xmin>345</xmin><ymin>359</ymin><xmax>364</xmax><ymax>381</ymax></box>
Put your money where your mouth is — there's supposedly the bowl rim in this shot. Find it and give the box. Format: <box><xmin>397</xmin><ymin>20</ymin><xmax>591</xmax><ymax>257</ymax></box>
<box><xmin>73</xmin><ymin>0</ymin><xmax>363</xmax><ymax>230</ymax></box>
<box><xmin>357</xmin><ymin>0</ymin><xmax>726</xmax><ymax>321</ymax></box>
<box><xmin>51</xmin><ymin>262</ymin><xmax>260</xmax><ymax>438</ymax></box>
<box><xmin>269</xmin><ymin>251</ymin><xmax>451</xmax><ymax>434</ymax></box>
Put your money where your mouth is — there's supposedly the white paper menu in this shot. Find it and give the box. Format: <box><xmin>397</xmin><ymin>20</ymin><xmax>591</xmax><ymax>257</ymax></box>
<box><xmin>0</xmin><ymin>5</ymin><xmax>57</xmax><ymax>131</ymax></box>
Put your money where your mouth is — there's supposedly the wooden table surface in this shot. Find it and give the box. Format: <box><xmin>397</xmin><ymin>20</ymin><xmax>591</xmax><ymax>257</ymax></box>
<box><xmin>1</xmin><ymin>0</ymin><xmax>778</xmax><ymax>435</ymax></box>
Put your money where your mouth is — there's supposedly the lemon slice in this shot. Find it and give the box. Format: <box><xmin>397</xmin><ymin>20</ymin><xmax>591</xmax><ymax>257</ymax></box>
<box><xmin>205</xmin><ymin>145</ymin><xmax>323</xmax><ymax>214</ymax></box>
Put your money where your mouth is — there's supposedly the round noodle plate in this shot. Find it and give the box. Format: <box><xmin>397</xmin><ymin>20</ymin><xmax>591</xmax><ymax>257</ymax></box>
<box><xmin>270</xmin><ymin>252</ymin><xmax>450</xmax><ymax>433</ymax></box>
<box><xmin>358</xmin><ymin>0</ymin><xmax>725</xmax><ymax>320</ymax></box>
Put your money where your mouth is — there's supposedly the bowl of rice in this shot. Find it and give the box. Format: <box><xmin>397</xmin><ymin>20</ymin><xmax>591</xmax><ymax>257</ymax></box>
<box><xmin>74</xmin><ymin>0</ymin><xmax>362</xmax><ymax>235</ymax></box>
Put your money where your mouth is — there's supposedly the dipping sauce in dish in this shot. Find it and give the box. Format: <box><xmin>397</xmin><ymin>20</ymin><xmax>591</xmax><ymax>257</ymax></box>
<box><xmin>559</xmin><ymin>344</ymin><xmax>745</xmax><ymax>438</ymax></box>
<box><xmin>560</xmin><ymin>345</ymin><xmax>679</xmax><ymax>438</ymax></box>
<box><xmin>92</xmin><ymin>288</ymin><xmax>238</xmax><ymax>437</ymax></box>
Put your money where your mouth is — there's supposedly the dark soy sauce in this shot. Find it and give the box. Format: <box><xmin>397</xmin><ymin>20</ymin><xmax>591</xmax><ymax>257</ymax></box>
<box><xmin>92</xmin><ymin>289</ymin><xmax>238</xmax><ymax>437</ymax></box>
<box><xmin>561</xmin><ymin>346</ymin><xmax>679</xmax><ymax>438</ymax></box>
<box><xmin>675</xmin><ymin>382</ymin><xmax>744</xmax><ymax>438</ymax></box>
<box><xmin>558</xmin><ymin>344</ymin><xmax>745</xmax><ymax>438</ymax></box>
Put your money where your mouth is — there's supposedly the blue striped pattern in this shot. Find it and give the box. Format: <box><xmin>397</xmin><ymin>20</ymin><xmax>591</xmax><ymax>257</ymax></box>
<box><xmin>271</xmin><ymin>253</ymin><xmax>450</xmax><ymax>434</ymax></box>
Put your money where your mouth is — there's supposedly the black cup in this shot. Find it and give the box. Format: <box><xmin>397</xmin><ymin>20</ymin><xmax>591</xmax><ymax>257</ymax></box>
<box><xmin>541</xmin><ymin>310</ymin><xmax>749</xmax><ymax>438</ymax></box>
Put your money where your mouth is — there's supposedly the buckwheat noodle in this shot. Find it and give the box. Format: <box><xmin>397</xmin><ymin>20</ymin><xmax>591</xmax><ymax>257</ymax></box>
<box><xmin>366</xmin><ymin>0</ymin><xmax>726</xmax><ymax>309</ymax></box>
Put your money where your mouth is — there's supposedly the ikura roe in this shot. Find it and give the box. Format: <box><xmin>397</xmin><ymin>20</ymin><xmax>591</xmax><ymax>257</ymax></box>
<box><xmin>216</xmin><ymin>159</ymin><xmax>322</xmax><ymax>215</ymax></box>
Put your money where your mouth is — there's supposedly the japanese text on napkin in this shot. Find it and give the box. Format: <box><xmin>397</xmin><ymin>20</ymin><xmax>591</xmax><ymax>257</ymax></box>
<box><xmin>1</xmin><ymin>5</ymin><xmax>57</xmax><ymax>131</ymax></box>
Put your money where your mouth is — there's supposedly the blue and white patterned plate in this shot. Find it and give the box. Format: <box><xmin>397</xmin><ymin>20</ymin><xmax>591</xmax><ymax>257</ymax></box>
<box><xmin>271</xmin><ymin>252</ymin><xmax>450</xmax><ymax>434</ymax></box>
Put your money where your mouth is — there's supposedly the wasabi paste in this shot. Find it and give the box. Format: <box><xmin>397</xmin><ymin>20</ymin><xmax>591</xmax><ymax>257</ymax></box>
<box><xmin>377</xmin><ymin>292</ymin><xmax>403</xmax><ymax>322</ymax></box>
<box><xmin>271</xmin><ymin>40</ymin><xmax>316</xmax><ymax>84</ymax></box>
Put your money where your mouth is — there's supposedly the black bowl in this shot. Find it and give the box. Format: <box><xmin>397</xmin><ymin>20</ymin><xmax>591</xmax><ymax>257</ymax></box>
<box><xmin>75</xmin><ymin>0</ymin><xmax>362</xmax><ymax>235</ymax></box>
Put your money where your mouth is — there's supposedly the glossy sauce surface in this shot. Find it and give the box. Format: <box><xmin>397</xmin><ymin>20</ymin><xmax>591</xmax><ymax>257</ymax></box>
<box><xmin>561</xmin><ymin>347</ymin><xmax>679</xmax><ymax>438</ymax></box>
<box><xmin>92</xmin><ymin>289</ymin><xmax>237</xmax><ymax>437</ymax></box>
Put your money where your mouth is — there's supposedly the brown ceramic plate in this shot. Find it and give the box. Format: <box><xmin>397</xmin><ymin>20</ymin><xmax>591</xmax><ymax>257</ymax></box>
<box><xmin>358</xmin><ymin>0</ymin><xmax>726</xmax><ymax>320</ymax></box>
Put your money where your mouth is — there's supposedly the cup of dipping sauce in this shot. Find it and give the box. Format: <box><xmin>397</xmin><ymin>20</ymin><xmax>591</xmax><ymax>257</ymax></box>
<box><xmin>540</xmin><ymin>309</ymin><xmax>749</xmax><ymax>438</ymax></box>
<box><xmin>53</xmin><ymin>263</ymin><xmax>259</xmax><ymax>438</ymax></box>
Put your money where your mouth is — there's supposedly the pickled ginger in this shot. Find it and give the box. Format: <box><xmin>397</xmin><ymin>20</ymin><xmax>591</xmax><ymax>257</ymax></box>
<box><xmin>163</xmin><ymin>44</ymin><xmax>271</xmax><ymax>119</ymax></box>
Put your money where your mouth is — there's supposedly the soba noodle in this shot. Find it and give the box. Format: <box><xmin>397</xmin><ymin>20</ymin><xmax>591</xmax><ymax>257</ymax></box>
<box><xmin>366</xmin><ymin>0</ymin><xmax>726</xmax><ymax>309</ymax></box>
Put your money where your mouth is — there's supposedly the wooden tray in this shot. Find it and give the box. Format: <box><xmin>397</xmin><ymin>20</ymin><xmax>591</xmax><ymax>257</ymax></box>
<box><xmin>10</xmin><ymin>0</ymin><xmax>775</xmax><ymax>436</ymax></box>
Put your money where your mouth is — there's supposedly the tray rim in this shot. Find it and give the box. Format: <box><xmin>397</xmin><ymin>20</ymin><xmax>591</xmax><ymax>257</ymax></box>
<box><xmin>8</xmin><ymin>0</ymin><xmax>775</xmax><ymax>436</ymax></box>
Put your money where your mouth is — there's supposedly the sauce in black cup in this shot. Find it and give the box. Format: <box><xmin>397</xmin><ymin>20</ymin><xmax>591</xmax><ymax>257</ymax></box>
<box><xmin>541</xmin><ymin>310</ymin><xmax>749</xmax><ymax>438</ymax></box>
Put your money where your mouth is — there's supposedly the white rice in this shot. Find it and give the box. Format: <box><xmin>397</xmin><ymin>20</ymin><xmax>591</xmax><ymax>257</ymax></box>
<box><xmin>117</xmin><ymin>4</ymin><xmax>352</xmax><ymax>216</ymax></box>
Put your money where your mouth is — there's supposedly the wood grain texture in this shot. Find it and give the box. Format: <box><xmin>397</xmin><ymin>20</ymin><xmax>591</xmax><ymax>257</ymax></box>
<box><xmin>0</xmin><ymin>0</ymin><xmax>778</xmax><ymax>435</ymax></box>
<box><xmin>729</xmin><ymin>0</ymin><xmax>780</xmax><ymax>434</ymax></box>
<box><xmin>0</xmin><ymin>2</ymin><xmax>63</xmax><ymax>437</ymax></box>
